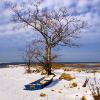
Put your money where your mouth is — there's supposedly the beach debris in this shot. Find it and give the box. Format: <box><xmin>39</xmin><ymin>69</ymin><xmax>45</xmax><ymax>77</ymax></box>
<box><xmin>82</xmin><ymin>78</ymin><xmax>89</xmax><ymax>87</ymax></box>
<box><xmin>40</xmin><ymin>93</ymin><xmax>46</xmax><ymax>97</ymax></box>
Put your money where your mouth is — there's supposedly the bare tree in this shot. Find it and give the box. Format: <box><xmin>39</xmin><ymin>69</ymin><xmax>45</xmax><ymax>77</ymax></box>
<box><xmin>7</xmin><ymin>1</ymin><xmax>86</xmax><ymax>75</ymax></box>
<box><xmin>31</xmin><ymin>40</ymin><xmax>58</xmax><ymax>74</ymax></box>
<box><xmin>24</xmin><ymin>42</ymin><xmax>37</xmax><ymax>73</ymax></box>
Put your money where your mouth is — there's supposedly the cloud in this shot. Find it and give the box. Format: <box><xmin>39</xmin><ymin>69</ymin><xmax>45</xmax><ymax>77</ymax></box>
<box><xmin>0</xmin><ymin>0</ymin><xmax>100</xmax><ymax>38</ymax></box>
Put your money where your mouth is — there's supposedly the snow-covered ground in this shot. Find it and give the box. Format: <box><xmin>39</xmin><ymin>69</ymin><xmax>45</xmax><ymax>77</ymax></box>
<box><xmin>0</xmin><ymin>66</ymin><xmax>100</xmax><ymax>100</ymax></box>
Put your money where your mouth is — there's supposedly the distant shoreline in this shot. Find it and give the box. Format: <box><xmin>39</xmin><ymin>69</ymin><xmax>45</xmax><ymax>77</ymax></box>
<box><xmin>0</xmin><ymin>62</ymin><xmax>100</xmax><ymax>65</ymax></box>
<box><xmin>0</xmin><ymin>62</ymin><xmax>100</xmax><ymax>69</ymax></box>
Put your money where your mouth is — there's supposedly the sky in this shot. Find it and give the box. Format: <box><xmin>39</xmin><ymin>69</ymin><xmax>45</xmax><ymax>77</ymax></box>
<box><xmin>0</xmin><ymin>0</ymin><xmax>100</xmax><ymax>63</ymax></box>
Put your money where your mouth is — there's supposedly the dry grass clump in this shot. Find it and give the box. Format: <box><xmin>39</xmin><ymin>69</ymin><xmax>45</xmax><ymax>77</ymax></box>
<box><xmin>92</xmin><ymin>64</ymin><xmax>100</xmax><ymax>67</ymax></box>
<box><xmin>91</xmin><ymin>70</ymin><xmax>99</xmax><ymax>73</ymax></box>
<box><xmin>81</xmin><ymin>96</ymin><xmax>87</xmax><ymax>100</ymax></box>
<box><xmin>75</xmin><ymin>69</ymin><xmax>82</xmax><ymax>72</ymax></box>
<box><xmin>89</xmin><ymin>83</ymin><xmax>100</xmax><ymax>100</ymax></box>
<box><xmin>88</xmin><ymin>73</ymin><xmax>100</xmax><ymax>100</ymax></box>
<box><xmin>26</xmin><ymin>69</ymin><xmax>33</xmax><ymax>73</ymax></box>
<box><xmin>40</xmin><ymin>93</ymin><xmax>46</xmax><ymax>97</ymax></box>
<box><xmin>41</xmin><ymin>69</ymin><xmax>47</xmax><ymax>75</ymax></box>
<box><xmin>59</xmin><ymin>73</ymin><xmax>75</xmax><ymax>81</ymax></box>
<box><xmin>93</xmin><ymin>95</ymin><xmax>100</xmax><ymax>100</ymax></box>
<box><xmin>70</xmin><ymin>82</ymin><xmax>78</xmax><ymax>88</ymax></box>
<box><xmin>52</xmin><ymin>64</ymin><xmax>65</xmax><ymax>69</ymax></box>
<box><xmin>65</xmin><ymin>64</ymin><xmax>85</xmax><ymax>68</ymax></box>
<box><xmin>64</xmin><ymin>68</ymin><xmax>73</xmax><ymax>71</ymax></box>
<box><xmin>51</xmin><ymin>89</ymin><xmax>55</xmax><ymax>91</ymax></box>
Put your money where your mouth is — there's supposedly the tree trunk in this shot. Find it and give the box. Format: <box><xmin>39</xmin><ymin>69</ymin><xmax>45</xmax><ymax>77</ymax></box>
<box><xmin>45</xmin><ymin>43</ymin><xmax>52</xmax><ymax>75</ymax></box>
<box><xmin>27</xmin><ymin>60</ymin><xmax>31</xmax><ymax>73</ymax></box>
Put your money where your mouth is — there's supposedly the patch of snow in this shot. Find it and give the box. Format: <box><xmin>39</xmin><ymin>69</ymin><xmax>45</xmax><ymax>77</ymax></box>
<box><xmin>0</xmin><ymin>66</ymin><xmax>99</xmax><ymax>100</ymax></box>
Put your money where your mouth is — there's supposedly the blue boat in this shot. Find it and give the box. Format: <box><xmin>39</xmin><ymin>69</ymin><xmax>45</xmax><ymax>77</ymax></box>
<box><xmin>24</xmin><ymin>75</ymin><xmax>54</xmax><ymax>90</ymax></box>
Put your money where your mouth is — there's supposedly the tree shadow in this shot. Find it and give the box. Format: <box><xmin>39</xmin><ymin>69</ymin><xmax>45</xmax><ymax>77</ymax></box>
<box><xmin>45</xmin><ymin>79</ymin><xmax>60</xmax><ymax>88</ymax></box>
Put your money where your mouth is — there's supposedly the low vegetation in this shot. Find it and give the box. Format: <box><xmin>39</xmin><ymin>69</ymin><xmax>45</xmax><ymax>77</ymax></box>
<box><xmin>81</xmin><ymin>96</ymin><xmax>87</xmax><ymax>100</ymax></box>
<box><xmin>92</xmin><ymin>64</ymin><xmax>100</xmax><ymax>67</ymax></box>
<box><xmin>65</xmin><ymin>64</ymin><xmax>86</xmax><ymax>68</ymax></box>
<box><xmin>88</xmin><ymin>74</ymin><xmax>100</xmax><ymax>100</ymax></box>
<box><xmin>59</xmin><ymin>73</ymin><xmax>75</xmax><ymax>81</ymax></box>
<box><xmin>51</xmin><ymin>64</ymin><xmax>65</xmax><ymax>69</ymax></box>
<box><xmin>70</xmin><ymin>82</ymin><xmax>78</xmax><ymax>88</ymax></box>
<box><xmin>75</xmin><ymin>69</ymin><xmax>82</xmax><ymax>72</ymax></box>
<box><xmin>26</xmin><ymin>69</ymin><xmax>33</xmax><ymax>73</ymax></box>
